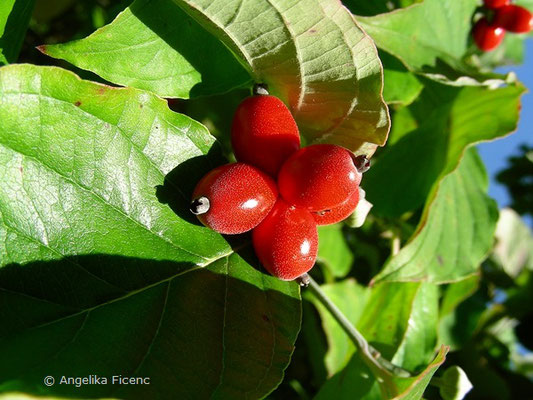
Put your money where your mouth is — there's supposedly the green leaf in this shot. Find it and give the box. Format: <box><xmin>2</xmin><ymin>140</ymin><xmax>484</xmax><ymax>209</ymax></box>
<box><xmin>440</xmin><ymin>275</ymin><xmax>480</xmax><ymax>317</ymax></box>
<box><xmin>317</xmin><ymin>225</ymin><xmax>354</xmax><ymax>279</ymax></box>
<box><xmin>310</xmin><ymin>280</ymin><xmax>438</xmax><ymax>377</ymax></box>
<box><xmin>392</xmin><ymin>347</ymin><xmax>448</xmax><ymax>400</ymax></box>
<box><xmin>46</xmin><ymin>0</ymin><xmax>390</xmax><ymax>152</ymax></box>
<box><xmin>373</xmin><ymin>148</ymin><xmax>499</xmax><ymax>284</ymax></box>
<box><xmin>357</xmin><ymin>0</ymin><xmax>476</xmax><ymax>72</ymax></box>
<box><xmin>382</xmin><ymin>52</ymin><xmax>423</xmax><ymax>106</ymax></box>
<box><xmin>438</xmin><ymin>277</ymin><xmax>483</xmax><ymax>350</ymax></box>
<box><xmin>365</xmin><ymin>82</ymin><xmax>525</xmax><ymax>218</ymax></box>
<box><xmin>41</xmin><ymin>0</ymin><xmax>251</xmax><ymax>98</ymax></box>
<box><xmin>0</xmin><ymin>64</ymin><xmax>301</xmax><ymax>399</ymax></box>
<box><xmin>0</xmin><ymin>0</ymin><xmax>35</xmax><ymax>65</ymax></box>
<box><xmin>315</xmin><ymin>345</ymin><xmax>448</xmax><ymax>400</ymax></box>
<box><xmin>390</xmin><ymin>283</ymin><xmax>439</xmax><ymax>372</ymax></box>
<box><xmin>356</xmin><ymin>0</ymin><xmax>512</xmax><ymax>85</ymax></box>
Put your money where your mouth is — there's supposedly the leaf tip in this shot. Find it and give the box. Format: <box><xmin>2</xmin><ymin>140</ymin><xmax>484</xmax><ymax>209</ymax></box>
<box><xmin>36</xmin><ymin>44</ymin><xmax>47</xmax><ymax>54</ymax></box>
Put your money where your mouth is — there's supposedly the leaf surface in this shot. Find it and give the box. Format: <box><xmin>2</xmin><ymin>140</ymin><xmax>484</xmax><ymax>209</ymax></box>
<box><xmin>373</xmin><ymin>149</ymin><xmax>499</xmax><ymax>284</ymax></box>
<box><xmin>42</xmin><ymin>0</ymin><xmax>250</xmax><ymax>98</ymax></box>
<box><xmin>0</xmin><ymin>64</ymin><xmax>301</xmax><ymax>399</ymax></box>
<box><xmin>45</xmin><ymin>0</ymin><xmax>390</xmax><ymax>152</ymax></box>
<box><xmin>365</xmin><ymin>82</ymin><xmax>524</xmax><ymax>218</ymax></box>
<box><xmin>0</xmin><ymin>0</ymin><xmax>35</xmax><ymax>65</ymax></box>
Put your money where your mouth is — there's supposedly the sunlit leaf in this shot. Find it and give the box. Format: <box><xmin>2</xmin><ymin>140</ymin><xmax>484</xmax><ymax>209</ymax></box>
<box><xmin>0</xmin><ymin>64</ymin><xmax>301</xmax><ymax>399</ymax></box>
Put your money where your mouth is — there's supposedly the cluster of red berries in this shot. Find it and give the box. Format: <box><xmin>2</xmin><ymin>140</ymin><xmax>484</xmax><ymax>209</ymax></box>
<box><xmin>190</xmin><ymin>85</ymin><xmax>368</xmax><ymax>281</ymax></box>
<box><xmin>473</xmin><ymin>0</ymin><xmax>533</xmax><ymax>51</ymax></box>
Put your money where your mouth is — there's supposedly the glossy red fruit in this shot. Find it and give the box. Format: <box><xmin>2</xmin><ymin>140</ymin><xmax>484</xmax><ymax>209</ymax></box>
<box><xmin>253</xmin><ymin>200</ymin><xmax>318</xmax><ymax>281</ymax></box>
<box><xmin>278</xmin><ymin>144</ymin><xmax>361</xmax><ymax>212</ymax></box>
<box><xmin>232</xmin><ymin>95</ymin><xmax>300</xmax><ymax>177</ymax></box>
<box><xmin>484</xmin><ymin>0</ymin><xmax>510</xmax><ymax>9</ymax></box>
<box><xmin>473</xmin><ymin>18</ymin><xmax>505</xmax><ymax>51</ymax></box>
<box><xmin>191</xmin><ymin>163</ymin><xmax>277</xmax><ymax>234</ymax></box>
<box><xmin>312</xmin><ymin>188</ymin><xmax>360</xmax><ymax>226</ymax></box>
<box><xmin>494</xmin><ymin>5</ymin><xmax>533</xmax><ymax>33</ymax></box>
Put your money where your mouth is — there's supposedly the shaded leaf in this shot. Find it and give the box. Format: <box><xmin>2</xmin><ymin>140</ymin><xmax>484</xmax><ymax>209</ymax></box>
<box><xmin>317</xmin><ymin>225</ymin><xmax>353</xmax><ymax>279</ymax></box>
<box><xmin>382</xmin><ymin>52</ymin><xmax>423</xmax><ymax>106</ymax></box>
<box><xmin>0</xmin><ymin>64</ymin><xmax>301</xmax><ymax>399</ymax></box>
<box><xmin>0</xmin><ymin>0</ymin><xmax>35</xmax><ymax>65</ymax></box>
<box><xmin>373</xmin><ymin>149</ymin><xmax>499</xmax><ymax>284</ymax></box>
<box><xmin>343</xmin><ymin>0</ymin><xmax>422</xmax><ymax>17</ymax></box>
<box><xmin>306</xmin><ymin>279</ymin><xmax>369</xmax><ymax>375</ymax></box>
<box><xmin>365</xmin><ymin>82</ymin><xmax>524</xmax><ymax>218</ymax></box>
<box><xmin>440</xmin><ymin>275</ymin><xmax>480</xmax><ymax>318</ymax></box>
<box><xmin>42</xmin><ymin>0</ymin><xmax>251</xmax><ymax>98</ymax></box>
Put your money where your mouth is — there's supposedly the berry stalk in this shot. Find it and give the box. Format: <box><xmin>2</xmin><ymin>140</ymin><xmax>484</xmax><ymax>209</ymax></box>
<box><xmin>304</xmin><ymin>274</ymin><xmax>411</xmax><ymax>379</ymax></box>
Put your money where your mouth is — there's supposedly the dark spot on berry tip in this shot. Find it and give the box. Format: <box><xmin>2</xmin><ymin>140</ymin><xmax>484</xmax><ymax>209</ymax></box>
<box><xmin>190</xmin><ymin>196</ymin><xmax>210</xmax><ymax>215</ymax></box>
<box><xmin>352</xmin><ymin>155</ymin><xmax>370</xmax><ymax>173</ymax></box>
<box><xmin>74</xmin><ymin>101</ymin><xmax>81</xmax><ymax>107</ymax></box>
<box><xmin>262</xmin><ymin>314</ymin><xmax>270</xmax><ymax>322</ymax></box>
<box><xmin>139</xmin><ymin>104</ymin><xmax>143</xmax><ymax>109</ymax></box>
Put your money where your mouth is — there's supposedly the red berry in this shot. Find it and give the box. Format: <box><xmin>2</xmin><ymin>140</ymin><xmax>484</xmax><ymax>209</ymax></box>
<box><xmin>191</xmin><ymin>163</ymin><xmax>277</xmax><ymax>234</ymax></box>
<box><xmin>484</xmin><ymin>0</ymin><xmax>510</xmax><ymax>9</ymax></box>
<box><xmin>473</xmin><ymin>18</ymin><xmax>505</xmax><ymax>51</ymax></box>
<box><xmin>252</xmin><ymin>200</ymin><xmax>318</xmax><ymax>280</ymax></box>
<box><xmin>231</xmin><ymin>94</ymin><xmax>300</xmax><ymax>177</ymax></box>
<box><xmin>312</xmin><ymin>189</ymin><xmax>360</xmax><ymax>226</ymax></box>
<box><xmin>278</xmin><ymin>144</ymin><xmax>361</xmax><ymax>212</ymax></box>
<box><xmin>494</xmin><ymin>5</ymin><xmax>533</xmax><ymax>33</ymax></box>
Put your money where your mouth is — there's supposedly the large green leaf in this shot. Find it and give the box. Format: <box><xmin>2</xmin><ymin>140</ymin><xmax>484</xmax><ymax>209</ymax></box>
<box><xmin>45</xmin><ymin>0</ymin><xmax>390</xmax><ymax>153</ymax></box>
<box><xmin>0</xmin><ymin>64</ymin><xmax>301</xmax><ymax>399</ymax></box>
<box><xmin>365</xmin><ymin>82</ymin><xmax>524</xmax><ymax>218</ymax></box>
<box><xmin>41</xmin><ymin>0</ymin><xmax>250</xmax><ymax>98</ymax></box>
<box><xmin>357</xmin><ymin>0</ymin><xmax>476</xmax><ymax>72</ymax></box>
<box><xmin>0</xmin><ymin>0</ymin><xmax>35</xmax><ymax>65</ymax></box>
<box><xmin>373</xmin><ymin>148</ymin><xmax>499</xmax><ymax>284</ymax></box>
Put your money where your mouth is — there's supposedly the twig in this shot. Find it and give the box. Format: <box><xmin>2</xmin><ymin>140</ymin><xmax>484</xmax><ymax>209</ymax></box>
<box><xmin>304</xmin><ymin>274</ymin><xmax>411</xmax><ymax>378</ymax></box>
